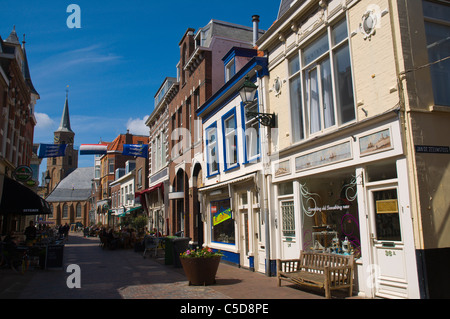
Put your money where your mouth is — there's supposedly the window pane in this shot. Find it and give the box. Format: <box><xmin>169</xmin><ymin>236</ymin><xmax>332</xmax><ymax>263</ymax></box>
<box><xmin>424</xmin><ymin>21</ymin><xmax>450</xmax><ymax>106</ymax></box>
<box><xmin>224</xmin><ymin>115</ymin><xmax>235</xmax><ymax>131</ymax></box>
<box><xmin>246</xmin><ymin>121</ymin><xmax>260</xmax><ymax>159</ymax></box>
<box><xmin>278</xmin><ymin>182</ymin><xmax>293</xmax><ymax>195</ymax></box>
<box><xmin>289</xmin><ymin>74</ymin><xmax>304</xmax><ymax>141</ymax></box>
<box><xmin>289</xmin><ymin>54</ymin><xmax>300</xmax><ymax>75</ymax></box>
<box><xmin>373</xmin><ymin>189</ymin><xmax>402</xmax><ymax>242</ymax></box>
<box><xmin>303</xmin><ymin>33</ymin><xmax>329</xmax><ymax>65</ymax></box>
<box><xmin>334</xmin><ymin>44</ymin><xmax>356</xmax><ymax>124</ymax></box>
<box><xmin>332</xmin><ymin>19</ymin><xmax>348</xmax><ymax>45</ymax></box>
<box><xmin>321</xmin><ymin>58</ymin><xmax>335</xmax><ymax>128</ymax></box>
<box><xmin>423</xmin><ymin>1</ymin><xmax>450</xmax><ymax>22</ymax></box>
<box><xmin>307</xmin><ymin>68</ymin><xmax>321</xmax><ymax>134</ymax></box>
<box><xmin>207</xmin><ymin>127</ymin><xmax>218</xmax><ymax>174</ymax></box>
<box><xmin>281</xmin><ymin>201</ymin><xmax>295</xmax><ymax>237</ymax></box>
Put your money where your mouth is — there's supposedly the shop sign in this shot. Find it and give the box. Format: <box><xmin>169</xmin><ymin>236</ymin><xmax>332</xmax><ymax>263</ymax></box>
<box><xmin>307</xmin><ymin>204</ymin><xmax>350</xmax><ymax>214</ymax></box>
<box><xmin>376</xmin><ymin>199</ymin><xmax>398</xmax><ymax>214</ymax></box>
<box><xmin>295</xmin><ymin>141</ymin><xmax>352</xmax><ymax>172</ymax></box>
<box><xmin>359</xmin><ymin>128</ymin><xmax>392</xmax><ymax>156</ymax></box>
<box><xmin>13</xmin><ymin>165</ymin><xmax>33</xmax><ymax>182</ymax></box>
<box><xmin>211</xmin><ymin>200</ymin><xmax>232</xmax><ymax>226</ymax></box>
<box><xmin>275</xmin><ymin>160</ymin><xmax>291</xmax><ymax>177</ymax></box>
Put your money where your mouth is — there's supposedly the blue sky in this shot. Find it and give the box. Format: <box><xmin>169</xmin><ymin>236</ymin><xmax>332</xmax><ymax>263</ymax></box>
<box><xmin>1</xmin><ymin>0</ymin><xmax>279</xmax><ymax>176</ymax></box>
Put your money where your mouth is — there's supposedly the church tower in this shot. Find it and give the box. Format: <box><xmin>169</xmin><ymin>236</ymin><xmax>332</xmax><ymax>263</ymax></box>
<box><xmin>46</xmin><ymin>91</ymin><xmax>78</xmax><ymax>191</ymax></box>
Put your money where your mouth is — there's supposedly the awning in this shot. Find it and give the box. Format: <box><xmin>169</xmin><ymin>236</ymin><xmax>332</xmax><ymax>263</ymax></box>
<box><xmin>198</xmin><ymin>172</ymin><xmax>257</xmax><ymax>193</ymax></box>
<box><xmin>136</xmin><ymin>182</ymin><xmax>164</xmax><ymax>197</ymax></box>
<box><xmin>126</xmin><ymin>206</ymin><xmax>142</xmax><ymax>214</ymax></box>
<box><xmin>0</xmin><ymin>175</ymin><xmax>51</xmax><ymax>215</ymax></box>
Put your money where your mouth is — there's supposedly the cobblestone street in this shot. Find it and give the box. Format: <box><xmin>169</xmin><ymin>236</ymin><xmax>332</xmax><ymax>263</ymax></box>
<box><xmin>1</xmin><ymin>232</ymin><xmax>328</xmax><ymax>300</ymax></box>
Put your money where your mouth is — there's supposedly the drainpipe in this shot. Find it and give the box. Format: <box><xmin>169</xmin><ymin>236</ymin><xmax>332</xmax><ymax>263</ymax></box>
<box><xmin>256</xmin><ymin>70</ymin><xmax>271</xmax><ymax>277</ymax></box>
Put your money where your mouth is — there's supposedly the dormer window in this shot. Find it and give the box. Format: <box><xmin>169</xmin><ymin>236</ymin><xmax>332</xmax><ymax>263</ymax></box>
<box><xmin>225</xmin><ymin>59</ymin><xmax>236</xmax><ymax>82</ymax></box>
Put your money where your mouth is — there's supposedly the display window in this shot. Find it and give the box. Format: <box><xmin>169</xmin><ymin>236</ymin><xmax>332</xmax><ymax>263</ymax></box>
<box><xmin>210</xmin><ymin>198</ymin><xmax>235</xmax><ymax>244</ymax></box>
<box><xmin>300</xmin><ymin>169</ymin><xmax>361</xmax><ymax>257</ymax></box>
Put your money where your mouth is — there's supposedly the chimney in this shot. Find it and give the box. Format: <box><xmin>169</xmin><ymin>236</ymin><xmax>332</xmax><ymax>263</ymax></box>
<box><xmin>252</xmin><ymin>15</ymin><xmax>260</xmax><ymax>47</ymax></box>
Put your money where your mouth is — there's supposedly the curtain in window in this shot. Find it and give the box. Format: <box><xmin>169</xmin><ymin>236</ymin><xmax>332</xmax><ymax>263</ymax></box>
<box><xmin>321</xmin><ymin>58</ymin><xmax>335</xmax><ymax>129</ymax></box>
<box><xmin>308</xmin><ymin>68</ymin><xmax>321</xmax><ymax>134</ymax></box>
<box><xmin>289</xmin><ymin>74</ymin><xmax>304</xmax><ymax>141</ymax></box>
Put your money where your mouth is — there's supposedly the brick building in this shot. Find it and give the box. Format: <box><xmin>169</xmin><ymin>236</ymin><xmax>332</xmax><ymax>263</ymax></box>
<box><xmin>166</xmin><ymin>19</ymin><xmax>262</xmax><ymax>246</ymax></box>
<box><xmin>95</xmin><ymin>131</ymin><xmax>148</xmax><ymax>227</ymax></box>
<box><xmin>0</xmin><ymin>28</ymin><xmax>50</xmax><ymax>234</ymax></box>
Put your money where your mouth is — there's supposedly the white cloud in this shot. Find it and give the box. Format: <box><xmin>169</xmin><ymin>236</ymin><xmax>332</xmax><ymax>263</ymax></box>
<box><xmin>35</xmin><ymin>112</ymin><xmax>55</xmax><ymax>130</ymax></box>
<box><xmin>126</xmin><ymin>116</ymin><xmax>149</xmax><ymax>136</ymax></box>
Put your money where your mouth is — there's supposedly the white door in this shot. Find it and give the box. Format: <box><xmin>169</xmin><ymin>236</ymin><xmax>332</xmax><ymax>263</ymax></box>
<box><xmin>279</xmin><ymin>199</ymin><xmax>300</xmax><ymax>260</ymax></box>
<box><xmin>240</xmin><ymin>210</ymin><xmax>251</xmax><ymax>268</ymax></box>
<box><xmin>254</xmin><ymin>208</ymin><xmax>266</xmax><ymax>273</ymax></box>
<box><xmin>367</xmin><ymin>186</ymin><xmax>409</xmax><ymax>299</ymax></box>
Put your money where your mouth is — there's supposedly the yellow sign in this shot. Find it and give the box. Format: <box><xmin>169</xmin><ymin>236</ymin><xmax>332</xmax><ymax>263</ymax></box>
<box><xmin>376</xmin><ymin>199</ymin><xmax>398</xmax><ymax>214</ymax></box>
<box><xmin>213</xmin><ymin>208</ymin><xmax>232</xmax><ymax>226</ymax></box>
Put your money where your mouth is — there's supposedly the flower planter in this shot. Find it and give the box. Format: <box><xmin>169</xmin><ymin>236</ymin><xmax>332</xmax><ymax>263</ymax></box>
<box><xmin>180</xmin><ymin>256</ymin><xmax>221</xmax><ymax>286</ymax></box>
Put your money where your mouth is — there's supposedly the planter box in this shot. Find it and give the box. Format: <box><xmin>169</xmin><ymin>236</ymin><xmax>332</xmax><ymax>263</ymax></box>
<box><xmin>180</xmin><ymin>256</ymin><xmax>221</xmax><ymax>286</ymax></box>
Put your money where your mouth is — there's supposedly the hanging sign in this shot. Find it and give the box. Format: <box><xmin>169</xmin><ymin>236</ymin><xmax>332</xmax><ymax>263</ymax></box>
<box><xmin>13</xmin><ymin>165</ymin><xmax>33</xmax><ymax>182</ymax></box>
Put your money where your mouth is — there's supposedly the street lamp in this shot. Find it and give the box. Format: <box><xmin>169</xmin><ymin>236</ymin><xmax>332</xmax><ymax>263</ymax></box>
<box><xmin>45</xmin><ymin>171</ymin><xmax>51</xmax><ymax>185</ymax></box>
<box><xmin>239</xmin><ymin>76</ymin><xmax>276</xmax><ymax>128</ymax></box>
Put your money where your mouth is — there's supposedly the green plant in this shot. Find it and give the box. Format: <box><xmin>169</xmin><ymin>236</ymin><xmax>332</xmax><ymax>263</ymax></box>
<box><xmin>180</xmin><ymin>246</ymin><xmax>223</xmax><ymax>258</ymax></box>
<box><xmin>132</xmin><ymin>215</ymin><xmax>148</xmax><ymax>232</ymax></box>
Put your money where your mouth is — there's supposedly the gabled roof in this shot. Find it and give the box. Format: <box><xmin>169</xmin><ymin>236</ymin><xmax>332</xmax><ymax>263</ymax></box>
<box><xmin>46</xmin><ymin>167</ymin><xmax>94</xmax><ymax>202</ymax></box>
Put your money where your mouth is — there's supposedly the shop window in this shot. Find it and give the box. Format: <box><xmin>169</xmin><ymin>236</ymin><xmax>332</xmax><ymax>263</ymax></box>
<box><xmin>300</xmin><ymin>172</ymin><xmax>361</xmax><ymax>257</ymax></box>
<box><xmin>211</xmin><ymin>199</ymin><xmax>235</xmax><ymax>244</ymax></box>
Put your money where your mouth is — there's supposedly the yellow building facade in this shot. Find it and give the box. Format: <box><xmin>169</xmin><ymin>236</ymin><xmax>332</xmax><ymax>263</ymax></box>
<box><xmin>258</xmin><ymin>0</ymin><xmax>449</xmax><ymax>299</ymax></box>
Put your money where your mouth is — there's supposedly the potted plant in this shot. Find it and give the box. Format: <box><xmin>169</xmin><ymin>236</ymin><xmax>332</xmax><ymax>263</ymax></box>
<box><xmin>180</xmin><ymin>246</ymin><xmax>223</xmax><ymax>286</ymax></box>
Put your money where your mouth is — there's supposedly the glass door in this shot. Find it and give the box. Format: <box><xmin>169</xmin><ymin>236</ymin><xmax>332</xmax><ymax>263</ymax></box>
<box><xmin>368</xmin><ymin>186</ymin><xmax>409</xmax><ymax>299</ymax></box>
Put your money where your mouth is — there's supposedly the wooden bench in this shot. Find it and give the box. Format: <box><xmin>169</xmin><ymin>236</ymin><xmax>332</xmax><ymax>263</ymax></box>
<box><xmin>277</xmin><ymin>251</ymin><xmax>354</xmax><ymax>299</ymax></box>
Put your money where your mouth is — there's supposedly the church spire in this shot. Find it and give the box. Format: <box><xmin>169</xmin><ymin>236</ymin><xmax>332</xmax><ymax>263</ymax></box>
<box><xmin>5</xmin><ymin>26</ymin><xmax>20</xmax><ymax>45</ymax></box>
<box><xmin>56</xmin><ymin>87</ymin><xmax>73</xmax><ymax>133</ymax></box>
